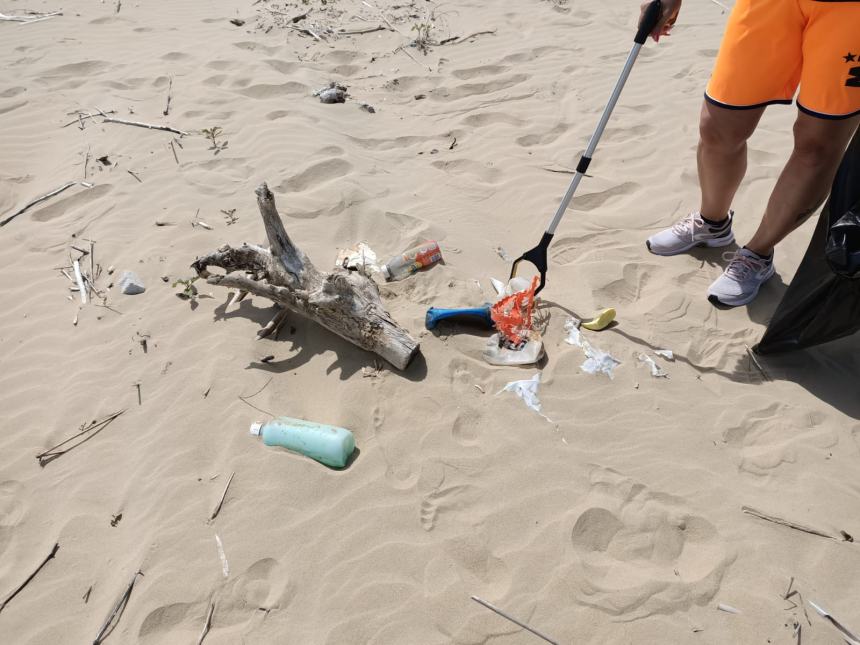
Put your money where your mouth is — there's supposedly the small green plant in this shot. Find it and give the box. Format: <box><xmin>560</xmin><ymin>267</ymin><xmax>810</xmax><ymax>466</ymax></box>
<box><xmin>201</xmin><ymin>126</ymin><xmax>228</xmax><ymax>155</ymax></box>
<box><xmin>411</xmin><ymin>21</ymin><xmax>434</xmax><ymax>54</ymax></box>
<box><xmin>172</xmin><ymin>276</ymin><xmax>199</xmax><ymax>300</ymax></box>
<box><xmin>221</xmin><ymin>208</ymin><xmax>238</xmax><ymax>225</ymax></box>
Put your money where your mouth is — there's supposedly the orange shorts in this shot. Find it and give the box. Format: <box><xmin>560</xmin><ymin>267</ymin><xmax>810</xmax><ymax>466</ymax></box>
<box><xmin>706</xmin><ymin>0</ymin><xmax>860</xmax><ymax>119</ymax></box>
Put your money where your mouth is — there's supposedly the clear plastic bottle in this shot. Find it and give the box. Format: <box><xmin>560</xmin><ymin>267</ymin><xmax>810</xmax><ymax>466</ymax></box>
<box><xmin>381</xmin><ymin>241</ymin><xmax>443</xmax><ymax>281</ymax></box>
<box><xmin>250</xmin><ymin>417</ymin><xmax>355</xmax><ymax>468</ymax></box>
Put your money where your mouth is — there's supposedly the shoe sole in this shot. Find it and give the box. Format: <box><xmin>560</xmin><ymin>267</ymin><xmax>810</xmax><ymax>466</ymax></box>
<box><xmin>707</xmin><ymin>267</ymin><xmax>776</xmax><ymax>308</ymax></box>
<box><xmin>646</xmin><ymin>233</ymin><xmax>735</xmax><ymax>256</ymax></box>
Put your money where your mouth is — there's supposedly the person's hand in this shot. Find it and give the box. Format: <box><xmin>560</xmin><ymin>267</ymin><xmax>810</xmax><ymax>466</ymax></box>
<box><xmin>640</xmin><ymin>0</ymin><xmax>681</xmax><ymax>42</ymax></box>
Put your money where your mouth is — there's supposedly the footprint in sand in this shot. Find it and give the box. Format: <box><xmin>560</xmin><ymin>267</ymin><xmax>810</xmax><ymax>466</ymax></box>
<box><xmin>451</xmin><ymin>407</ymin><xmax>481</xmax><ymax>446</ymax></box>
<box><xmin>431</xmin><ymin>74</ymin><xmax>529</xmax><ymax>101</ymax></box>
<box><xmin>571</xmin><ymin>182</ymin><xmax>639</xmax><ymax>211</ymax></box>
<box><xmin>421</xmin><ymin>484</ymin><xmax>476</xmax><ymax>532</ymax></box>
<box><xmin>516</xmin><ymin>122</ymin><xmax>569</xmax><ymax>148</ymax></box>
<box><xmin>451</xmin><ymin>64</ymin><xmax>510</xmax><ymax>80</ymax></box>
<box><xmin>276</xmin><ymin>158</ymin><xmax>353</xmax><ymax>193</ymax></box>
<box><xmin>138</xmin><ymin>558</ymin><xmax>292</xmax><ymax>641</ymax></box>
<box><xmin>461</xmin><ymin>112</ymin><xmax>525</xmax><ymax>128</ymax></box>
<box><xmin>565</xmin><ymin>467</ymin><xmax>733</xmax><ymax>619</ymax></box>
<box><xmin>717</xmin><ymin>402</ymin><xmax>838</xmax><ymax>477</ymax></box>
<box><xmin>31</xmin><ymin>184</ymin><xmax>112</xmax><ymax>223</ymax></box>
<box><xmin>0</xmin><ymin>481</ymin><xmax>26</xmax><ymax>558</ymax></box>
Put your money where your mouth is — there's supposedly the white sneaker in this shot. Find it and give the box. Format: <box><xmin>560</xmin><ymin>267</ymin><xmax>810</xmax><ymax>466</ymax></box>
<box><xmin>646</xmin><ymin>212</ymin><xmax>734</xmax><ymax>256</ymax></box>
<box><xmin>707</xmin><ymin>248</ymin><xmax>775</xmax><ymax>307</ymax></box>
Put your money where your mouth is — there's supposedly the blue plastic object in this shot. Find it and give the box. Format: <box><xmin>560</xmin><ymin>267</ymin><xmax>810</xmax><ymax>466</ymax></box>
<box><xmin>251</xmin><ymin>417</ymin><xmax>355</xmax><ymax>468</ymax></box>
<box><xmin>425</xmin><ymin>306</ymin><xmax>494</xmax><ymax>330</ymax></box>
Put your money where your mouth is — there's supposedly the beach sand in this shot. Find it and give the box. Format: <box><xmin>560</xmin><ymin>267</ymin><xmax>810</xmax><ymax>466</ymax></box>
<box><xmin>1</xmin><ymin>0</ymin><xmax>859</xmax><ymax>643</ymax></box>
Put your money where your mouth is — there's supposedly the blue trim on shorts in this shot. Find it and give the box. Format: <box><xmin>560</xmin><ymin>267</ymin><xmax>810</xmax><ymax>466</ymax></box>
<box><xmin>704</xmin><ymin>92</ymin><xmax>793</xmax><ymax>111</ymax></box>
<box><xmin>797</xmin><ymin>101</ymin><xmax>860</xmax><ymax>120</ymax></box>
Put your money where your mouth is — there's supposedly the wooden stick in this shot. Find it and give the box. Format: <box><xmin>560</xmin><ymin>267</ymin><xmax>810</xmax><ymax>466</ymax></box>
<box><xmin>127</xmin><ymin>169</ymin><xmax>142</xmax><ymax>183</ymax></box>
<box><xmin>745</xmin><ymin>345</ymin><xmax>771</xmax><ymax>381</ymax></box>
<box><xmin>288</xmin><ymin>24</ymin><xmax>322</xmax><ymax>40</ymax></box>
<box><xmin>338</xmin><ymin>25</ymin><xmax>385</xmax><ymax>35</ymax></box>
<box><xmin>0</xmin><ymin>543</ymin><xmax>60</xmax><ymax>614</ymax></box>
<box><xmin>73</xmin><ymin>260</ymin><xmax>88</xmax><ymax>304</ymax></box>
<box><xmin>256</xmin><ymin>308</ymin><xmax>288</xmax><ymax>340</ymax></box>
<box><xmin>0</xmin><ymin>11</ymin><xmax>62</xmax><ymax>22</ymax></box>
<box><xmin>209</xmin><ymin>472</ymin><xmax>235</xmax><ymax>521</ymax></box>
<box><xmin>197</xmin><ymin>602</ymin><xmax>215</xmax><ymax>645</ymax></box>
<box><xmin>1</xmin><ymin>181</ymin><xmax>78</xmax><ymax>227</ymax></box>
<box><xmin>93</xmin><ymin>571</ymin><xmax>142</xmax><ymax>645</ymax></box>
<box><xmin>102</xmin><ymin>117</ymin><xmax>188</xmax><ymax>136</ymax></box>
<box><xmin>21</xmin><ymin>13</ymin><xmax>61</xmax><ymax>24</ymax></box>
<box><xmin>440</xmin><ymin>29</ymin><xmax>497</xmax><ymax>45</ymax></box>
<box><xmin>742</xmin><ymin>506</ymin><xmax>836</xmax><ymax>540</ymax></box>
<box><xmin>169</xmin><ymin>140</ymin><xmax>179</xmax><ymax>164</ymax></box>
<box><xmin>809</xmin><ymin>601</ymin><xmax>860</xmax><ymax>645</ymax></box>
<box><xmin>471</xmin><ymin>596</ymin><xmax>559</xmax><ymax>645</ymax></box>
<box><xmin>35</xmin><ymin>410</ymin><xmax>126</xmax><ymax>467</ymax></box>
<box><xmin>360</xmin><ymin>0</ymin><xmax>401</xmax><ymax>35</ymax></box>
<box><xmin>394</xmin><ymin>44</ymin><xmax>424</xmax><ymax>69</ymax></box>
<box><xmin>163</xmin><ymin>77</ymin><xmax>173</xmax><ymax>116</ymax></box>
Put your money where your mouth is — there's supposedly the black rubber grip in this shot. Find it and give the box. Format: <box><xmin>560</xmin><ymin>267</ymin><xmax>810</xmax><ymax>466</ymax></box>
<box><xmin>576</xmin><ymin>156</ymin><xmax>592</xmax><ymax>175</ymax></box>
<box><xmin>635</xmin><ymin>0</ymin><xmax>663</xmax><ymax>45</ymax></box>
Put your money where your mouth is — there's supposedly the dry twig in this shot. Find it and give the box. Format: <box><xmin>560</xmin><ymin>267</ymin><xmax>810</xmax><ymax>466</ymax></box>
<box><xmin>471</xmin><ymin>596</ymin><xmax>559</xmax><ymax>645</ymax></box>
<box><xmin>1</xmin><ymin>181</ymin><xmax>79</xmax><ymax>227</ymax></box>
<box><xmin>197</xmin><ymin>602</ymin><xmax>215</xmax><ymax>645</ymax></box>
<box><xmin>103</xmin><ymin>117</ymin><xmax>188</xmax><ymax>136</ymax></box>
<box><xmin>209</xmin><ymin>472</ymin><xmax>235</xmax><ymax>521</ymax></box>
<box><xmin>93</xmin><ymin>571</ymin><xmax>142</xmax><ymax>645</ymax></box>
<box><xmin>742</xmin><ymin>506</ymin><xmax>836</xmax><ymax>540</ymax></box>
<box><xmin>0</xmin><ymin>543</ymin><xmax>60</xmax><ymax>614</ymax></box>
<box><xmin>238</xmin><ymin>378</ymin><xmax>273</xmax><ymax>416</ymax></box>
<box><xmin>36</xmin><ymin>410</ymin><xmax>126</xmax><ymax>467</ymax></box>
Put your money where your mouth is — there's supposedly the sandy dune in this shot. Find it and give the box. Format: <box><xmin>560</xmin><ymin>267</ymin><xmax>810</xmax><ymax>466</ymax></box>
<box><xmin>1</xmin><ymin>0</ymin><xmax>859</xmax><ymax>643</ymax></box>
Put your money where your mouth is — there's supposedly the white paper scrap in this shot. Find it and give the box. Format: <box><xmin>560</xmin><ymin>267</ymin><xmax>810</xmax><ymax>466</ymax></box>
<box><xmin>564</xmin><ymin>317</ymin><xmax>621</xmax><ymax>379</ymax></box>
<box><xmin>654</xmin><ymin>349</ymin><xmax>674</xmax><ymax>360</ymax></box>
<box><xmin>498</xmin><ymin>373</ymin><xmax>552</xmax><ymax>422</ymax></box>
<box><xmin>638</xmin><ymin>353</ymin><xmax>668</xmax><ymax>378</ymax></box>
<box><xmin>336</xmin><ymin>242</ymin><xmax>380</xmax><ymax>275</ymax></box>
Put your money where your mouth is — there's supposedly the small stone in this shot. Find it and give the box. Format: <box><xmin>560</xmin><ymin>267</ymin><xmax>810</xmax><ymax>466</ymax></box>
<box><xmin>107</xmin><ymin>265</ymin><xmax>115</xmax><ymax>275</ymax></box>
<box><xmin>414</xmin><ymin>93</ymin><xmax>427</xmax><ymax>100</ymax></box>
<box><xmin>314</xmin><ymin>82</ymin><xmax>348</xmax><ymax>104</ymax></box>
<box><xmin>118</xmin><ymin>271</ymin><xmax>146</xmax><ymax>295</ymax></box>
<box><xmin>358</xmin><ymin>102</ymin><xmax>376</xmax><ymax>113</ymax></box>
<box><xmin>161</xmin><ymin>275</ymin><xmax>169</xmax><ymax>282</ymax></box>
<box><xmin>230</xmin><ymin>18</ymin><xmax>245</xmax><ymax>26</ymax></box>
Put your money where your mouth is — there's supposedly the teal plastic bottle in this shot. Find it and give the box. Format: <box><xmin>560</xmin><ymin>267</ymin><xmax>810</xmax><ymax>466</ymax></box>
<box><xmin>250</xmin><ymin>417</ymin><xmax>355</xmax><ymax>468</ymax></box>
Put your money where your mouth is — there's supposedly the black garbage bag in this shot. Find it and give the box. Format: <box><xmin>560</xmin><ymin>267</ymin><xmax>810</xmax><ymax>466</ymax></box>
<box><xmin>756</xmin><ymin>130</ymin><xmax>860</xmax><ymax>354</ymax></box>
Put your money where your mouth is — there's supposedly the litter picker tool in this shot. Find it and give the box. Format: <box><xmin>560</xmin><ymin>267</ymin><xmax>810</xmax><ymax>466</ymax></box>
<box><xmin>510</xmin><ymin>0</ymin><xmax>664</xmax><ymax>294</ymax></box>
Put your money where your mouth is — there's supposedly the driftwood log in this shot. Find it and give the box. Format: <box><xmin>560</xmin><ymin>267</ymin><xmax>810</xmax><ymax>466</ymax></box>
<box><xmin>191</xmin><ymin>183</ymin><xmax>419</xmax><ymax>370</ymax></box>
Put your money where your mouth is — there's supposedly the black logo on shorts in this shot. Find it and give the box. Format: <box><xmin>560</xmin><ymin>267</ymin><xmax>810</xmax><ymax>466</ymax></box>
<box><xmin>845</xmin><ymin>52</ymin><xmax>860</xmax><ymax>87</ymax></box>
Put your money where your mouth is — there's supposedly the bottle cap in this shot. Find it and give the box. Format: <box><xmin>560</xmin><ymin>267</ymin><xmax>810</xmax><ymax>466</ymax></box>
<box><xmin>249</xmin><ymin>422</ymin><xmax>262</xmax><ymax>436</ymax></box>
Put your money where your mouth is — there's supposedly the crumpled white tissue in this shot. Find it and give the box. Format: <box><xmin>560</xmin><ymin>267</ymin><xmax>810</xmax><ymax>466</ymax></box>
<box><xmin>498</xmin><ymin>373</ymin><xmax>552</xmax><ymax>421</ymax></box>
<box><xmin>564</xmin><ymin>318</ymin><xmax>621</xmax><ymax>379</ymax></box>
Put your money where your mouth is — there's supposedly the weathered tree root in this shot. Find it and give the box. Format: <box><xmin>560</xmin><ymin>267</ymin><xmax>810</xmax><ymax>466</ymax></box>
<box><xmin>192</xmin><ymin>183</ymin><xmax>419</xmax><ymax>370</ymax></box>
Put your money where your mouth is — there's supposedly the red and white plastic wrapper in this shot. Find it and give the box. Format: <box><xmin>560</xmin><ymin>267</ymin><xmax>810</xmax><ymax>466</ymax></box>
<box><xmin>490</xmin><ymin>276</ymin><xmax>539</xmax><ymax>347</ymax></box>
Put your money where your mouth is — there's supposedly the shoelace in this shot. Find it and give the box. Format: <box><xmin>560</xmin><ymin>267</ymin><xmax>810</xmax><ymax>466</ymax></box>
<box><xmin>721</xmin><ymin>251</ymin><xmax>768</xmax><ymax>280</ymax></box>
<box><xmin>671</xmin><ymin>212</ymin><xmax>705</xmax><ymax>242</ymax></box>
